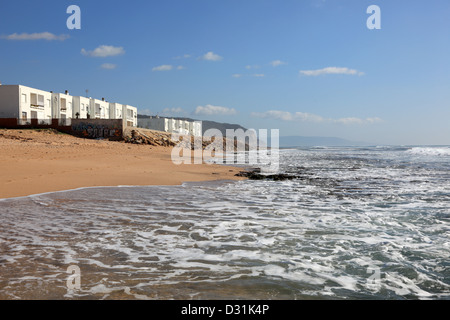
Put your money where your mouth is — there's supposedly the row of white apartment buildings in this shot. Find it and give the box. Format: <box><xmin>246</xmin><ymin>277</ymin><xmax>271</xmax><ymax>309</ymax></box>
<box><xmin>0</xmin><ymin>84</ymin><xmax>138</xmax><ymax>127</ymax></box>
<box><xmin>138</xmin><ymin>116</ymin><xmax>202</xmax><ymax>137</ymax></box>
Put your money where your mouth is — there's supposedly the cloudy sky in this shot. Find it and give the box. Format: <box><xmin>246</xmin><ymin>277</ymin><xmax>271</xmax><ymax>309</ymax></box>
<box><xmin>1</xmin><ymin>0</ymin><xmax>449</xmax><ymax>145</ymax></box>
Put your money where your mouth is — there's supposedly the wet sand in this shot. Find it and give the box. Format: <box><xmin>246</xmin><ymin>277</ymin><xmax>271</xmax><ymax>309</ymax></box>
<box><xmin>0</xmin><ymin>129</ymin><xmax>245</xmax><ymax>199</ymax></box>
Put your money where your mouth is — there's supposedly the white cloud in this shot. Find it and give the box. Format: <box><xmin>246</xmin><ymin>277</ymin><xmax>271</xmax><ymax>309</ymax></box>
<box><xmin>270</xmin><ymin>60</ymin><xmax>286</xmax><ymax>67</ymax></box>
<box><xmin>294</xmin><ymin>112</ymin><xmax>325</xmax><ymax>122</ymax></box>
<box><xmin>251</xmin><ymin>110</ymin><xmax>381</xmax><ymax>125</ymax></box>
<box><xmin>151</xmin><ymin>65</ymin><xmax>184</xmax><ymax>71</ymax></box>
<box><xmin>252</xmin><ymin>110</ymin><xmax>323</xmax><ymax>122</ymax></box>
<box><xmin>140</xmin><ymin>108</ymin><xmax>153</xmax><ymax>115</ymax></box>
<box><xmin>100</xmin><ymin>63</ymin><xmax>117</xmax><ymax>70</ymax></box>
<box><xmin>245</xmin><ymin>65</ymin><xmax>260</xmax><ymax>69</ymax></box>
<box><xmin>232</xmin><ymin>73</ymin><xmax>264</xmax><ymax>78</ymax></box>
<box><xmin>81</xmin><ymin>45</ymin><xmax>125</xmax><ymax>57</ymax></box>
<box><xmin>252</xmin><ymin>110</ymin><xmax>294</xmax><ymax>121</ymax></box>
<box><xmin>174</xmin><ymin>54</ymin><xmax>191</xmax><ymax>59</ymax></box>
<box><xmin>195</xmin><ymin>104</ymin><xmax>237</xmax><ymax>116</ymax></box>
<box><xmin>200</xmin><ymin>51</ymin><xmax>223</xmax><ymax>61</ymax></box>
<box><xmin>1</xmin><ymin>32</ymin><xmax>69</xmax><ymax>41</ymax></box>
<box><xmin>161</xmin><ymin>107</ymin><xmax>186</xmax><ymax>116</ymax></box>
<box><xmin>152</xmin><ymin>65</ymin><xmax>173</xmax><ymax>71</ymax></box>
<box><xmin>365</xmin><ymin>117</ymin><xmax>383</xmax><ymax>123</ymax></box>
<box><xmin>299</xmin><ymin>67</ymin><xmax>364</xmax><ymax>76</ymax></box>
<box><xmin>333</xmin><ymin>117</ymin><xmax>364</xmax><ymax>125</ymax></box>
<box><xmin>333</xmin><ymin>117</ymin><xmax>383</xmax><ymax>125</ymax></box>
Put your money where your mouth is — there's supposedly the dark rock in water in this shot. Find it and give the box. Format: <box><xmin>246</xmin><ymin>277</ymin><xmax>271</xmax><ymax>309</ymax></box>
<box><xmin>235</xmin><ymin>170</ymin><xmax>299</xmax><ymax>181</ymax></box>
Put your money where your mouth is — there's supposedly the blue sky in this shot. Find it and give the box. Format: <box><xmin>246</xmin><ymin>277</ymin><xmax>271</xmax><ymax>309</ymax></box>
<box><xmin>1</xmin><ymin>0</ymin><xmax>449</xmax><ymax>145</ymax></box>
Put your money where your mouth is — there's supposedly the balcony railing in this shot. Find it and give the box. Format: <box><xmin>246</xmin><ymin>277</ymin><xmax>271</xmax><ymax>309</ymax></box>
<box><xmin>30</xmin><ymin>104</ymin><xmax>45</xmax><ymax>109</ymax></box>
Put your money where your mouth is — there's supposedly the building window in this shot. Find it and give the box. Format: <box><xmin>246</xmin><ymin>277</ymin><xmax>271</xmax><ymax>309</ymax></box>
<box><xmin>61</xmin><ymin>98</ymin><xmax>67</xmax><ymax>111</ymax></box>
<box><xmin>22</xmin><ymin>112</ymin><xmax>27</xmax><ymax>120</ymax></box>
<box><xmin>30</xmin><ymin>93</ymin><xmax>37</xmax><ymax>106</ymax></box>
<box><xmin>38</xmin><ymin>95</ymin><xmax>44</xmax><ymax>107</ymax></box>
<box><xmin>21</xmin><ymin>94</ymin><xmax>27</xmax><ymax>104</ymax></box>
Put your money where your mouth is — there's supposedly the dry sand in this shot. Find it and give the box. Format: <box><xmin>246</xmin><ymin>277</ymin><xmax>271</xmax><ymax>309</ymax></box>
<box><xmin>0</xmin><ymin>129</ymin><xmax>246</xmax><ymax>199</ymax></box>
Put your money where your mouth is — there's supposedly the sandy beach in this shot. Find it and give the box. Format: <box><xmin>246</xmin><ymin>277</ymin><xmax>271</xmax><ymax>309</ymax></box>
<box><xmin>0</xmin><ymin>129</ymin><xmax>245</xmax><ymax>199</ymax></box>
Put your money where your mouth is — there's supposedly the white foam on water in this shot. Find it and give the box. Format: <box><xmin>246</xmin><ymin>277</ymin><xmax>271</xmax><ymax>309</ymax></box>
<box><xmin>0</xmin><ymin>147</ymin><xmax>449</xmax><ymax>299</ymax></box>
<box><xmin>406</xmin><ymin>147</ymin><xmax>450</xmax><ymax>156</ymax></box>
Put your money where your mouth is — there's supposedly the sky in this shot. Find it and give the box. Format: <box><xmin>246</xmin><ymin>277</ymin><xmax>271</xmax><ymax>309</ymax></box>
<box><xmin>1</xmin><ymin>0</ymin><xmax>449</xmax><ymax>145</ymax></box>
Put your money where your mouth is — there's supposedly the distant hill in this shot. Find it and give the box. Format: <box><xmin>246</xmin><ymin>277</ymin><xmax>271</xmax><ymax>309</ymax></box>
<box><xmin>280</xmin><ymin>136</ymin><xmax>370</xmax><ymax>147</ymax></box>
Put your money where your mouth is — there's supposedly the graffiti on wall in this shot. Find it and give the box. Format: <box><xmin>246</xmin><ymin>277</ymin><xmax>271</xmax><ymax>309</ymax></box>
<box><xmin>72</xmin><ymin>121</ymin><xmax>122</xmax><ymax>139</ymax></box>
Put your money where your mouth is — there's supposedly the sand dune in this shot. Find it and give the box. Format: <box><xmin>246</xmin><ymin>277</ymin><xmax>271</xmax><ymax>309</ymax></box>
<box><xmin>0</xmin><ymin>129</ymin><xmax>245</xmax><ymax>199</ymax></box>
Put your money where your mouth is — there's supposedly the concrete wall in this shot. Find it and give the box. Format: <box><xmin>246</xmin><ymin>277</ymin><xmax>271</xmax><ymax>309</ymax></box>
<box><xmin>0</xmin><ymin>118</ymin><xmax>125</xmax><ymax>141</ymax></box>
<box><xmin>138</xmin><ymin>117</ymin><xmax>166</xmax><ymax>131</ymax></box>
<box><xmin>0</xmin><ymin>118</ymin><xmax>71</xmax><ymax>132</ymax></box>
<box><xmin>71</xmin><ymin>119</ymin><xmax>123</xmax><ymax>140</ymax></box>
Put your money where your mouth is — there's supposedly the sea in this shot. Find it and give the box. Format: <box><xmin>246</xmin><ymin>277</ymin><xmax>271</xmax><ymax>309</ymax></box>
<box><xmin>0</xmin><ymin>146</ymin><xmax>449</xmax><ymax>300</ymax></box>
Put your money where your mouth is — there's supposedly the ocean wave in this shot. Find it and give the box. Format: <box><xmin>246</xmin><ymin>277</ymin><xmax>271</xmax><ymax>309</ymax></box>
<box><xmin>1</xmin><ymin>147</ymin><xmax>449</xmax><ymax>300</ymax></box>
<box><xmin>406</xmin><ymin>147</ymin><xmax>450</xmax><ymax>156</ymax></box>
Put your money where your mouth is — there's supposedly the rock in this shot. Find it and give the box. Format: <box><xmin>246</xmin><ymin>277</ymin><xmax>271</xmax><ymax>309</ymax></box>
<box><xmin>124</xmin><ymin>129</ymin><xmax>176</xmax><ymax>147</ymax></box>
<box><xmin>235</xmin><ymin>169</ymin><xmax>300</xmax><ymax>181</ymax></box>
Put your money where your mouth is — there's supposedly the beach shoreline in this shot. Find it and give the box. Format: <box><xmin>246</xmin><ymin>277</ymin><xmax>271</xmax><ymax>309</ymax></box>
<box><xmin>0</xmin><ymin>129</ymin><xmax>246</xmax><ymax>199</ymax></box>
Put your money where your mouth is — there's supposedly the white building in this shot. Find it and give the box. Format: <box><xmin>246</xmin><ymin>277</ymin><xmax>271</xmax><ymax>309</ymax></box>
<box><xmin>109</xmin><ymin>102</ymin><xmax>123</xmax><ymax>120</ymax></box>
<box><xmin>1</xmin><ymin>84</ymin><xmax>139</xmax><ymax>126</ymax></box>
<box><xmin>138</xmin><ymin>117</ymin><xmax>202</xmax><ymax>137</ymax></box>
<box><xmin>72</xmin><ymin>96</ymin><xmax>91</xmax><ymax>119</ymax></box>
<box><xmin>51</xmin><ymin>91</ymin><xmax>73</xmax><ymax>125</ymax></box>
<box><xmin>90</xmin><ymin>98</ymin><xmax>110</xmax><ymax>119</ymax></box>
<box><xmin>0</xmin><ymin>84</ymin><xmax>52</xmax><ymax>124</ymax></box>
<box><xmin>189</xmin><ymin>121</ymin><xmax>202</xmax><ymax>137</ymax></box>
<box><xmin>123</xmin><ymin>105</ymin><xmax>137</xmax><ymax>127</ymax></box>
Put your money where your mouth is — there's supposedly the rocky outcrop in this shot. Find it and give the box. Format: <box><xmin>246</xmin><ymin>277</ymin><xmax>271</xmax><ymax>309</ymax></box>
<box><xmin>235</xmin><ymin>169</ymin><xmax>300</xmax><ymax>181</ymax></box>
<box><xmin>124</xmin><ymin>129</ymin><xmax>176</xmax><ymax>147</ymax></box>
<box><xmin>124</xmin><ymin>128</ymin><xmax>250</xmax><ymax>151</ymax></box>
